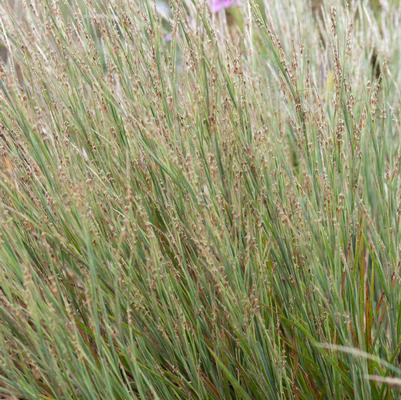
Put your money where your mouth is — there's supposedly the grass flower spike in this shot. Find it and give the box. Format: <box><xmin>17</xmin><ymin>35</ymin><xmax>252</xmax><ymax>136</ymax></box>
<box><xmin>0</xmin><ymin>0</ymin><xmax>400</xmax><ymax>399</ymax></box>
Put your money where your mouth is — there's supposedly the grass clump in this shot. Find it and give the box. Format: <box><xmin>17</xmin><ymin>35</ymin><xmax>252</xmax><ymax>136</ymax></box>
<box><xmin>0</xmin><ymin>0</ymin><xmax>401</xmax><ymax>398</ymax></box>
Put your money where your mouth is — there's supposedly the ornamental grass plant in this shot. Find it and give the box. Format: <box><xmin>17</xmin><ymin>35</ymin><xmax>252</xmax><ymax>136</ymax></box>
<box><xmin>0</xmin><ymin>0</ymin><xmax>401</xmax><ymax>398</ymax></box>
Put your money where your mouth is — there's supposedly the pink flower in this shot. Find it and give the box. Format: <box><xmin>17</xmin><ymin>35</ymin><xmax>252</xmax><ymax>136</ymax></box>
<box><xmin>164</xmin><ymin>33</ymin><xmax>173</xmax><ymax>42</ymax></box>
<box><xmin>209</xmin><ymin>0</ymin><xmax>238</xmax><ymax>13</ymax></box>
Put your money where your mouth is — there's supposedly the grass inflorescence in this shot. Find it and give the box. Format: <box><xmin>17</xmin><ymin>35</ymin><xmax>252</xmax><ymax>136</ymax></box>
<box><xmin>0</xmin><ymin>0</ymin><xmax>401</xmax><ymax>398</ymax></box>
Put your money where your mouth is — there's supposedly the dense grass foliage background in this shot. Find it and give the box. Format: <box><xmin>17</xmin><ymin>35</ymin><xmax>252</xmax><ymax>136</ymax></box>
<box><xmin>1</xmin><ymin>0</ymin><xmax>401</xmax><ymax>398</ymax></box>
